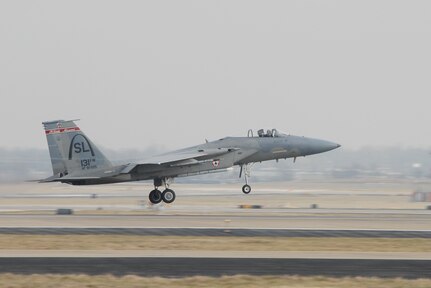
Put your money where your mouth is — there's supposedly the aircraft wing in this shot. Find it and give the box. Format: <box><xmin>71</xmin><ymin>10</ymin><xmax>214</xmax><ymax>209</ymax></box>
<box><xmin>121</xmin><ymin>148</ymin><xmax>238</xmax><ymax>174</ymax></box>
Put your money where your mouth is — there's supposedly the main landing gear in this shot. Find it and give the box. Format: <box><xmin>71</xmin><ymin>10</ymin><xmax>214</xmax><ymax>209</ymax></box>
<box><xmin>240</xmin><ymin>163</ymin><xmax>253</xmax><ymax>194</ymax></box>
<box><xmin>149</xmin><ymin>178</ymin><xmax>176</xmax><ymax>204</ymax></box>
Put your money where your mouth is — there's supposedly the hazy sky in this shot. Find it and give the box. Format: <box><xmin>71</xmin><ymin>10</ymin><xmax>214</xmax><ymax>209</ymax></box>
<box><xmin>1</xmin><ymin>1</ymin><xmax>430</xmax><ymax>151</ymax></box>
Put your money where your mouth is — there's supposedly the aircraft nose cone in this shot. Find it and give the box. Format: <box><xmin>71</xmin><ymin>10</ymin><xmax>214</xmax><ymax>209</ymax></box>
<box><xmin>329</xmin><ymin>142</ymin><xmax>341</xmax><ymax>150</ymax></box>
<box><xmin>319</xmin><ymin>140</ymin><xmax>341</xmax><ymax>152</ymax></box>
<box><xmin>302</xmin><ymin>138</ymin><xmax>341</xmax><ymax>155</ymax></box>
<box><xmin>286</xmin><ymin>136</ymin><xmax>340</xmax><ymax>157</ymax></box>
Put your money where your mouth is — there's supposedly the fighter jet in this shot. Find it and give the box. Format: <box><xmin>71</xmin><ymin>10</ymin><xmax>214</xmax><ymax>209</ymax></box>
<box><xmin>41</xmin><ymin>120</ymin><xmax>340</xmax><ymax>204</ymax></box>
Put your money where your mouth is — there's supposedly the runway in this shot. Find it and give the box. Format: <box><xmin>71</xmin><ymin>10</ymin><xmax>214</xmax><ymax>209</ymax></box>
<box><xmin>1</xmin><ymin>182</ymin><xmax>430</xmax><ymax>230</ymax></box>
<box><xmin>1</xmin><ymin>182</ymin><xmax>430</xmax><ymax>279</ymax></box>
<box><xmin>0</xmin><ymin>227</ymin><xmax>430</xmax><ymax>238</ymax></box>
<box><xmin>0</xmin><ymin>212</ymin><xmax>430</xmax><ymax>230</ymax></box>
<box><xmin>0</xmin><ymin>258</ymin><xmax>429</xmax><ymax>278</ymax></box>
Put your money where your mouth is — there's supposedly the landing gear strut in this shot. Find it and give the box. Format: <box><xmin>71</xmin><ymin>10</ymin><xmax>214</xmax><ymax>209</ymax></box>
<box><xmin>149</xmin><ymin>178</ymin><xmax>176</xmax><ymax>204</ymax></box>
<box><xmin>240</xmin><ymin>164</ymin><xmax>253</xmax><ymax>194</ymax></box>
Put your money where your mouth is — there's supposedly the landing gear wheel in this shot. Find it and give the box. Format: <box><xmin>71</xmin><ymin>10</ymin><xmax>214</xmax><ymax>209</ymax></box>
<box><xmin>162</xmin><ymin>189</ymin><xmax>176</xmax><ymax>203</ymax></box>
<box><xmin>149</xmin><ymin>189</ymin><xmax>162</xmax><ymax>204</ymax></box>
<box><xmin>242</xmin><ymin>184</ymin><xmax>251</xmax><ymax>194</ymax></box>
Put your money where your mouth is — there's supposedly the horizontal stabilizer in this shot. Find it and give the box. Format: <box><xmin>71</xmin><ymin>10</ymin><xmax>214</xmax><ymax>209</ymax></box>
<box><xmin>39</xmin><ymin>175</ymin><xmax>101</xmax><ymax>183</ymax></box>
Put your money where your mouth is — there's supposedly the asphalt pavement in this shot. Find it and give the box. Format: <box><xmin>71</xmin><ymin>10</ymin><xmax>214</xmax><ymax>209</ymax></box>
<box><xmin>0</xmin><ymin>258</ymin><xmax>429</xmax><ymax>278</ymax></box>
<box><xmin>0</xmin><ymin>227</ymin><xmax>430</xmax><ymax>237</ymax></box>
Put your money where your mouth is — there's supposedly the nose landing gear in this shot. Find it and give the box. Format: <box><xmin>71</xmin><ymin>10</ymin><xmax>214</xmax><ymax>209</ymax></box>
<box><xmin>240</xmin><ymin>164</ymin><xmax>253</xmax><ymax>194</ymax></box>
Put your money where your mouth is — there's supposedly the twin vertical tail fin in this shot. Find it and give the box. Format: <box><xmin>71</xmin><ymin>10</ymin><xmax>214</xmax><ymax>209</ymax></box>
<box><xmin>43</xmin><ymin>120</ymin><xmax>113</xmax><ymax>179</ymax></box>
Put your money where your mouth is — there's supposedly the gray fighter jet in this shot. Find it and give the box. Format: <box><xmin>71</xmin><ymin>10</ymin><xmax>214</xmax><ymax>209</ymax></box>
<box><xmin>41</xmin><ymin>120</ymin><xmax>340</xmax><ymax>204</ymax></box>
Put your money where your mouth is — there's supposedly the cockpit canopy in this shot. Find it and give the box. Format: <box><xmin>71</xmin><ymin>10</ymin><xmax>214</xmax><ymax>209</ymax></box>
<box><xmin>248</xmin><ymin>129</ymin><xmax>288</xmax><ymax>138</ymax></box>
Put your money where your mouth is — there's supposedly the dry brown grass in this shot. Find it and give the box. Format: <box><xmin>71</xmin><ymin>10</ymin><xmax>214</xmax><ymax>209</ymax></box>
<box><xmin>0</xmin><ymin>235</ymin><xmax>429</xmax><ymax>252</ymax></box>
<box><xmin>1</xmin><ymin>274</ymin><xmax>431</xmax><ymax>288</ymax></box>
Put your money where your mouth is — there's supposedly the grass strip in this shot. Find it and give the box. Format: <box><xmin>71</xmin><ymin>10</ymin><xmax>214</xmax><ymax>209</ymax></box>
<box><xmin>0</xmin><ymin>235</ymin><xmax>429</xmax><ymax>252</ymax></box>
<box><xmin>1</xmin><ymin>274</ymin><xmax>431</xmax><ymax>288</ymax></box>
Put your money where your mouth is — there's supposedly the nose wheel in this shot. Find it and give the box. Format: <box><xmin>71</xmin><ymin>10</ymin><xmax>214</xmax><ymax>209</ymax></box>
<box><xmin>242</xmin><ymin>184</ymin><xmax>251</xmax><ymax>194</ymax></box>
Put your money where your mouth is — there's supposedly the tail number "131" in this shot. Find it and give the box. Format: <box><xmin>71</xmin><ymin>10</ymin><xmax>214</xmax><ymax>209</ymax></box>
<box><xmin>81</xmin><ymin>159</ymin><xmax>96</xmax><ymax>170</ymax></box>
